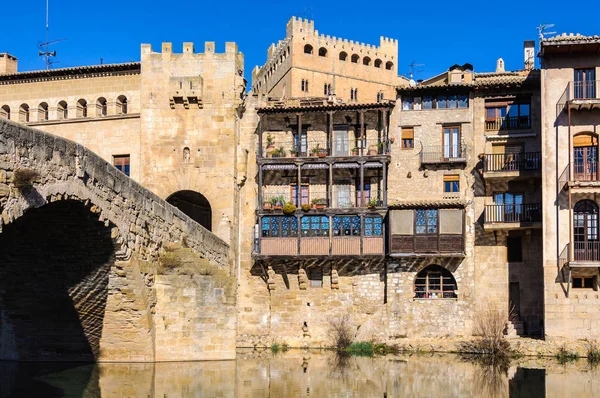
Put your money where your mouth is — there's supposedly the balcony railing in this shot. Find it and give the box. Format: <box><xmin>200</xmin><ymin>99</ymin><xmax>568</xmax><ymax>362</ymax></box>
<box><xmin>256</xmin><ymin>235</ymin><xmax>385</xmax><ymax>256</ymax></box>
<box><xmin>484</xmin><ymin>204</ymin><xmax>542</xmax><ymax>224</ymax></box>
<box><xmin>260</xmin><ymin>138</ymin><xmax>389</xmax><ymax>159</ymax></box>
<box><xmin>557</xmin><ymin>80</ymin><xmax>600</xmax><ymax>112</ymax></box>
<box><xmin>573</xmin><ymin>241</ymin><xmax>600</xmax><ymax>262</ymax></box>
<box><xmin>260</xmin><ymin>189</ymin><xmax>383</xmax><ymax>210</ymax></box>
<box><xmin>483</xmin><ymin>152</ymin><xmax>541</xmax><ymax>173</ymax></box>
<box><xmin>421</xmin><ymin>144</ymin><xmax>466</xmax><ymax>164</ymax></box>
<box><xmin>485</xmin><ymin>116</ymin><xmax>531</xmax><ymax>131</ymax></box>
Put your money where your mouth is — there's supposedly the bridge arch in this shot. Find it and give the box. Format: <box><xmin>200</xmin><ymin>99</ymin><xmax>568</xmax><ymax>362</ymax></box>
<box><xmin>167</xmin><ymin>190</ymin><xmax>212</xmax><ymax>231</ymax></box>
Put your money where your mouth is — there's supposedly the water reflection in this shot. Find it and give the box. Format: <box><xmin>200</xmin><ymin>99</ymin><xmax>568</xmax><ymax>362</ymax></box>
<box><xmin>2</xmin><ymin>350</ymin><xmax>600</xmax><ymax>397</ymax></box>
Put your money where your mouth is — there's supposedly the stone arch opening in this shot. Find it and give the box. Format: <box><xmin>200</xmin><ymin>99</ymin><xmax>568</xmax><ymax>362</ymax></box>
<box><xmin>414</xmin><ymin>264</ymin><xmax>457</xmax><ymax>299</ymax></box>
<box><xmin>167</xmin><ymin>190</ymin><xmax>212</xmax><ymax>231</ymax></box>
<box><xmin>0</xmin><ymin>200</ymin><xmax>115</xmax><ymax>361</ymax></box>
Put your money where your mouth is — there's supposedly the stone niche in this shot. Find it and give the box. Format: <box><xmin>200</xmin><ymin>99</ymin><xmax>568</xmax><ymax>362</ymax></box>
<box><xmin>169</xmin><ymin>76</ymin><xmax>204</xmax><ymax>109</ymax></box>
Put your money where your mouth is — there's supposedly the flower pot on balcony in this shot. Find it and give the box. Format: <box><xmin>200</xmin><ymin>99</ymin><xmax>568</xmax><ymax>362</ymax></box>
<box><xmin>351</xmin><ymin>148</ymin><xmax>359</xmax><ymax>156</ymax></box>
<box><xmin>368</xmin><ymin>145</ymin><xmax>378</xmax><ymax>155</ymax></box>
<box><xmin>263</xmin><ymin>202</ymin><xmax>272</xmax><ymax>210</ymax></box>
<box><xmin>318</xmin><ymin>149</ymin><xmax>327</xmax><ymax>158</ymax></box>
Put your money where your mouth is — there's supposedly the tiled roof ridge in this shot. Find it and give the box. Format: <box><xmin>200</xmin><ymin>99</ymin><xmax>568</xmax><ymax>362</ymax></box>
<box><xmin>0</xmin><ymin>61</ymin><xmax>140</xmax><ymax>79</ymax></box>
<box><xmin>543</xmin><ymin>33</ymin><xmax>600</xmax><ymax>42</ymax></box>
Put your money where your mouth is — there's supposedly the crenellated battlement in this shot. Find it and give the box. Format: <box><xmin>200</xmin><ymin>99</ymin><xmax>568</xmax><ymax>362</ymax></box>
<box><xmin>141</xmin><ymin>41</ymin><xmax>241</xmax><ymax>60</ymax></box>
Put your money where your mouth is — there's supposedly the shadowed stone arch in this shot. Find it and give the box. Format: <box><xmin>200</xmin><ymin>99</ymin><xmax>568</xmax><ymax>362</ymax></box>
<box><xmin>167</xmin><ymin>190</ymin><xmax>212</xmax><ymax>231</ymax></box>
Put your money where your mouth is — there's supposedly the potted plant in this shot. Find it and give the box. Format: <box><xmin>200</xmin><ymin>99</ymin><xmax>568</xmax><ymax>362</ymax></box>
<box><xmin>377</xmin><ymin>141</ymin><xmax>384</xmax><ymax>154</ymax></box>
<box><xmin>311</xmin><ymin>197</ymin><xmax>326</xmax><ymax>209</ymax></box>
<box><xmin>263</xmin><ymin>200</ymin><xmax>272</xmax><ymax>210</ymax></box>
<box><xmin>301</xmin><ymin>203</ymin><xmax>311</xmax><ymax>212</ymax></box>
<box><xmin>311</xmin><ymin>144</ymin><xmax>320</xmax><ymax>157</ymax></box>
<box><xmin>318</xmin><ymin>147</ymin><xmax>328</xmax><ymax>158</ymax></box>
<box><xmin>266</xmin><ymin>134</ymin><xmax>275</xmax><ymax>150</ymax></box>
<box><xmin>367</xmin><ymin>198</ymin><xmax>378</xmax><ymax>209</ymax></box>
<box><xmin>290</xmin><ymin>147</ymin><xmax>297</xmax><ymax>158</ymax></box>
<box><xmin>351</xmin><ymin>147</ymin><xmax>359</xmax><ymax>156</ymax></box>
<box><xmin>283</xmin><ymin>202</ymin><xmax>297</xmax><ymax>215</ymax></box>
<box><xmin>270</xmin><ymin>195</ymin><xmax>285</xmax><ymax>210</ymax></box>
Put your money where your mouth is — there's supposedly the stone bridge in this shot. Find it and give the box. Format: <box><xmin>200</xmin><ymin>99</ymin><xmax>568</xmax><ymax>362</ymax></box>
<box><xmin>0</xmin><ymin>119</ymin><xmax>236</xmax><ymax>362</ymax></box>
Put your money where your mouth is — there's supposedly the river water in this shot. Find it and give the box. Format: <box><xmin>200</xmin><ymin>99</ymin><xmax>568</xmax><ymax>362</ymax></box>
<box><xmin>1</xmin><ymin>350</ymin><xmax>599</xmax><ymax>397</ymax></box>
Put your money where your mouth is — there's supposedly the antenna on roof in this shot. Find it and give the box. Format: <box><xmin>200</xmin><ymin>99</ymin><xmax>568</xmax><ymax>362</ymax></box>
<box><xmin>404</xmin><ymin>61</ymin><xmax>424</xmax><ymax>86</ymax></box>
<box><xmin>537</xmin><ymin>24</ymin><xmax>556</xmax><ymax>40</ymax></box>
<box><xmin>38</xmin><ymin>0</ymin><xmax>67</xmax><ymax>70</ymax></box>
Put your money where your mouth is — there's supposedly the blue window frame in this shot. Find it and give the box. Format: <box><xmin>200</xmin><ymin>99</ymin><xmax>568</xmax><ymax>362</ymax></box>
<box><xmin>416</xmin><ymin>209</ymin><xmax>438</xmax><ymax>234</ymax></box>
<box><xmin>262</xmin><ymin>216</ymin><xmax>298</xmax><ymax>238</ymax></box>
<box><xmin>333</xmin><ymin>215</ymin><xmax>360</xmax><ymax>236</ymax></box>
<box><xmin>364</xmin><ymin>216</ymin><xmax>382</xmax><ymax>236</ymax></box>
<box><xmin>301</xmin><ymin>216</ymin><xmax>329</xmax><ymax>237</ymax></box>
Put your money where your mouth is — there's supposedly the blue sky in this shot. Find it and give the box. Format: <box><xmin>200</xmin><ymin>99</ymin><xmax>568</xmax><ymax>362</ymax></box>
<box><xmin>2</xmin><ymin>0</ymin><xmax>599</xmax><ymax>84</ymax></box>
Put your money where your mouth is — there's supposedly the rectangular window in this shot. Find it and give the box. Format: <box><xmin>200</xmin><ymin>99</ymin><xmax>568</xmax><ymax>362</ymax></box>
<box><xmin>443</xmin><ymin>175</ymin><xmax>460</xmax><ymax>193</ymax></box>
<box><xmin>413</xmin><ymin>97</ymin><xmax>422</xmax><ymax>110</ymax></box>
<box><xmin>291</xmin><ymin>184</ymin><xmax>309</xmax><ymax>206</ymax></box>
<box><xmin>261</xmin><ymin>216</ymin><xmax>299</xmax><ymax>238</ymax></box>
<box><xmin>437</xmin><ymin>95</ymin><xmax>447</xmax><ymax>109</ymax></box>
<box><xmin>356</xmin><ymin>182</ymin><xmax>371</xmax><ymax>206</ymax></box>
<box><xmin>308</xmin><ymin>267</ymin><xmax>323</xmax><ymax>288</ymax></box>
<box><xmin>572</xmin><ymin>277</ymin><xmax>596</xmax><ymax>289</ymax></box>
<box><xmin>113</xmin><ymin>155</ymin><xmax>130</xmax><ymax>177</ymax></box>
<box><xmin>443</xmin><ymin>126</ymin><xmax>461</xmax><ymax>158</ymax></box>
<box><xmin>301</xmin><ymin>216</ymin><xmax>330</xmax><ymax>237</ymax></box>
<box><xmin>574</xmin><ymin>68</ymin><xmax>596</xmax><ymax>99</ymax></box>
<box><xmin>401</xmin><ymin>127</ymin><xmax>414</xmax><ymax>149</ymax></box>
<box><xmin>402</xmin><ymin>96</ymin><xmax>413</xmax><ymax>110</ymax></box>
<box><xmin>415</xmin><ymin>209</ymin><xmax>438</xmax><ymax>234</ymax></box>
<box><xmin>507</xmin><ymin>236</ymin><xmax>522</xmax><ymax>262</ymax></box>
<box><xmin>423</xmin><ymin>96</ymin><xmax>433</xmax><ymax>109</ymax></box>
<box><xmin>447</xmin><ymin>95</ymin><xmax>458</xmax><ymax>109</ymax></box>
<box><xmin>364</xmin><ymin>216</ymin><xmax>383</xmax><ymax>236</ymax></box>
<box><xmin>458</xmin><ymin>95</ymin><xmax>469</xmax><ymax>108</ymax></box>
<box><xmin>332</xmin><ymin>215</ymin><xmax>361</xmax><ymax>236</ymax></box>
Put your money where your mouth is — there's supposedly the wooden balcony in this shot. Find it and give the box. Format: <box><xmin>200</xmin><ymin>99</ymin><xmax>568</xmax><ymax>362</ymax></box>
<box><xmin>259</xmin><ymin>138</ymin><xmax>390</xmax><ymax>160</ymax></box>
<box><xmin>420</xmin><ymin>144</ymin><xmax>466</xmax><ymax>166</ymax></box>
<box><xmin>557</xmin><ymin>80</ymin><xmax>600</xmax><ymax>113</ymax></box>
<box><xmin>483</xmin><ymin>152</ymin><xmax>540</xmax><ymax>175</ymax></box>
<box><xmin>483</xmin><ymin>204</ymin><xmax>542</xmax><ymax>230</ymax></box>
<box><xmin>255</xmin><ymin>236</ymin><xmax>384</xmax><ymax>257</ymax></box>
<box><xmin>390</xmin><ymin>234</ymin><xmax>464</xmax><ymax>257</ymax></box>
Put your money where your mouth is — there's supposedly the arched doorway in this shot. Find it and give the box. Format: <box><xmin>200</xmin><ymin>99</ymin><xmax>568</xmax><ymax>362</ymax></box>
<box><xmin>167</xmin><ymin>190</ymin><xmax>212</xmax><ymax>231</ymax></box>
<box><xmin>573</xmin><ymin>133</ymin><xmax>598</xmax><ymax>181</ymax></box>
<box><xmin>574</xmin><ymin>200</ymin><xmax>599</xmax><ymax>261</ymax></box>
<box><xmin>0</xmin><ymin>200</ymin><xmax>114</xmax><ymax>361</ymax></box>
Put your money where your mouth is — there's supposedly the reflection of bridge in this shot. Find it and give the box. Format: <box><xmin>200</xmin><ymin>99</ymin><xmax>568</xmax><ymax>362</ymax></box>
<box><xmin>0</xmin><ymin>119</ymin><xmax>235</xmax><ymax>362</ymax></box>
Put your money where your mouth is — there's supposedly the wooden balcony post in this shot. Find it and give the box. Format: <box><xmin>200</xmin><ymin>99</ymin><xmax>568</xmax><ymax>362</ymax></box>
<box><xmin>383</xmin><ymin>161</ymin><xmax>387</xmax><ymax>207</ymax></box>
<box><xmin>328</xmin><ymin>111</ymin><xmax>334</xmax><ymax>155</ymax></box>
<box><xmin>382</xmin><ymin>108</ymin><xmax>389</xmax><ymax>152</ymax></box>
<box><xmin>297</xmin><ymin>113</ymin><xmax>302</xmax><ymax>155</ymax></box>
<box><xmin>258</xmin><ymin>164</ymin><xmax>263</xmax><ymax>208</ymax></box>
<box><xmin>297</xmin><ymin>214</ymin><xmax>301</xmax><ymax>255</ymax></box>
<box><xmin>258</xmin><ymin>114</ymin><xmax>263</xmax><ymax>158</ymax></box>
<box><xmin>297</xmin><ymin>164</ymin><xmax>302</xmax><ymax>206</ymax></box>
<box><xmin>359</xmin><ymin>161</ymin><xmax>365</xmax><ymax>207</ymax></box>
<box><xmin>360</xmin><ymin>214</ymin><xmax>364</xmax><ymax>255</ymax></box>
<box><xmin>359</xmin><ymin>110</ymin><xmax>365</xmax><ymax>156</ymax></box>
<box><xmin>328</xmin><ymin>163</ymin><xmax>333</xmax><ymax>207</ymax></box>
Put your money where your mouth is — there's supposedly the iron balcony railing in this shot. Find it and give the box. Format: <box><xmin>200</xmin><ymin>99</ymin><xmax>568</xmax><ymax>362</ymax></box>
<box><xmin>485</xmin><ymin>116</ymin><xmax>531</xmax><ymax>131</ymax></box>
<box><xmin>557</xmin><ymin>80</ymin><xmax>600</xmax><ymax>113</ymax></box>
<box><xmin>573</xmin><ymin>241</ymin><xmax>600</xmax><ymax>262</ymax></box>
<box><xmin>421</xmin><ymin>144</ymin><xmax>466</xmax><ymax>164</ymax></box>
<box><xmin>260</xmin><ymin>189</ymin><xmax>383</xmax><ymax>210</ymax></box>
<box><xmin>559</xmin><ymin>162</ymin><xmax>599</xmax><ymax>184</ymax></box>
<box><xmin>484</xmin><ymin>203</ymin><xmax>542</xmax><ymax>224</ymax></box>
<box><xmin>483</xmin><ymin>152</ymin><xmax>541</xmax><ymax>172</ymax></box>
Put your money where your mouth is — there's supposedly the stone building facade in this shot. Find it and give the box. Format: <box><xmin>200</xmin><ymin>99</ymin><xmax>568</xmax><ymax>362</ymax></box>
<box><xmin>1</xmin><ymin>17</ymin><xmax>599</xmax><ymax>352</ymax></box>
<box><xmin>540</xmin><ymin>34</ymin><xmax>600</xmax><ymax>340</ymax></box>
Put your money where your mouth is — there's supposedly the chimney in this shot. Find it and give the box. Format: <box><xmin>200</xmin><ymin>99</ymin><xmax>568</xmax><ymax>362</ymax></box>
<box><xmin>495</xmin><ymin>58</ymin><xmax>505</xmax><ymax>73</ymax></box>
<box><xmin>524</xmin><ymin>40</ymin><xmax>535</xmax><ymax>71</ymax></box>
<box><xmin>0</xmin><ymin>53</ymin><xmax>18</xmax><ymax>75</ymax></box>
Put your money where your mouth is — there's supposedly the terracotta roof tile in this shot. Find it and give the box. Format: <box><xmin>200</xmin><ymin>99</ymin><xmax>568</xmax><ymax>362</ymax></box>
<box><xmin>0</xmin><ymin>62</ymin><xmax>140</xmax><ymax>84</ymax></box>
<box><xmin>388</xmin><ymin>199</ymin><xmax>465</xmax><ymax>209</ymax></box>
<box><xmin>542</xmin><ymin>33</ymin><xmax>600</xmax><ymax>43</ymax></box>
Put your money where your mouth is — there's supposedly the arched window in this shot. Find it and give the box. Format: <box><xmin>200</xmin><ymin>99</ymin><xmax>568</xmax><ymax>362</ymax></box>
<box><xmin>304</xmin><ymin>44</ymin><xmax>313</xmax><ymax>54</ymax></box>
<box><xmin>117</xmin><ymin>95</ymin><xmax>127</xmax><ymax>115</ymax></box>
<box><xmin>414</xmin><ymin>265</ymin><xmax>457</xmax><ymax>299</ymax></box>
<box><xmin>374</xmin><ymin>59</ymin><xmax>382</xmax><ymax>68</ymax></box>
<box><xmin>363</xmin><ymin>56</ymin><xmax>371</xmax><ymax>66</ymax></box>
<box><xmin>574</xmin><ymin>200</ymin><xmax>599</xmax><ymax>261</ymax></box>
<box><xmin>57</xmin><ymin>101</ymin><xmax>68</xmax><ymax>120</ymax></box>
<box><xmin>96</xmin><ymin>97</ymin><xmax>107</xmax><ymax>116</ymax></box>
<box><xmin>1</xmin><ymin>105</ymin><xmax>10</xmax><ymax>120</ymax></box>
<box><xmin>38</xmin><ymin>102</ymin><xmax>48</xmax><ymax>121</ymax></box>
<box><xmin>351</xmin><ymin>54</ymin><xmax>360</xmax><ymax>63</ymax></box>
<box><xmin>385</xmin><ymin>61</ymin><xmax>394</xmax><ymax>70</ymax></box>
<box><xmin>19</xmin><ymin>104</ymin><xmax>29</xmax><ymax>123</ymax></box>
<box><xmin>77</xmin><ymin>99</ymin><xmax>87</xmax><ymax>118</ymax></box>
<box><xmin>573</xmin><ymin>132</ymin><xmax>598</xmax><ymax>181</ymax></box>
<box><xmin>183</xmin><ymin>147</ymin><xmax>191</xmax><ymax>163</ymax></box>
<box><xmin>318</xmin><ymin>47</ymin><xmax>327</xmax><ymax>57</ymax></box>
<box><xmin>339</xmin><ymin>52</ymin><xmax>347</xmax><ymax>61</ymax></box>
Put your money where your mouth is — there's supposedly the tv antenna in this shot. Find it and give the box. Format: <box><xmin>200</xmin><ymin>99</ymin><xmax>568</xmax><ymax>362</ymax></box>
<box><xmin>537</xmin><ymin>24</ymin><xmax>556</xmax><ymax>41</ymax></box>
<box><xmin>405</xmin><ymin>61</ymin><xmax>424</xmax><ymax>86</ymax></box>
<box><xmin>38</xmin><ymin>0</ymin><xmax>67</xmax><ymax>70</ymax></box>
